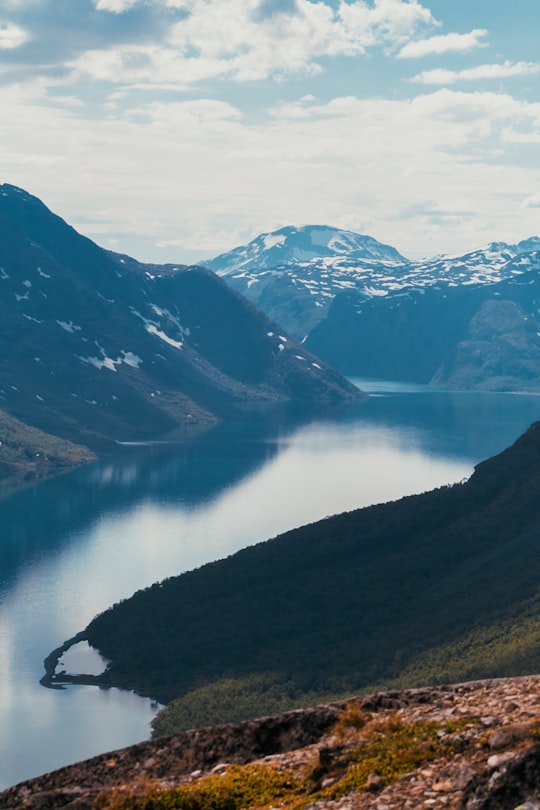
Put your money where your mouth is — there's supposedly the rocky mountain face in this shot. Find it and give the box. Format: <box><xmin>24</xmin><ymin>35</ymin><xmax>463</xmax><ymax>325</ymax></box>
<box><xmin>206</xmin><ymin>226</ymin><xmax>540</xmax><ymax>390</ymax></box>
<box><xmin>0</xmin><ymin>186</ymin><xmax>360</xmax><ymax>470</ymax></box>
<box><xmin>4</xmin><ymin>677</ymin><xmax>540</xmax><ymax>809</ymax></box>
<box><xmin>308</xmin><ymin>265</ymin><xmax>540</xmax><ymax>390</ymax></box>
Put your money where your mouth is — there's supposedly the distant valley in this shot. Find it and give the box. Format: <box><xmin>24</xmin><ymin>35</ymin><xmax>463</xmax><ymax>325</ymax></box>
<box><xmin>207</xmin><ymin>225</ymin><xmax>540</xmax><ymax>391</ymax></box>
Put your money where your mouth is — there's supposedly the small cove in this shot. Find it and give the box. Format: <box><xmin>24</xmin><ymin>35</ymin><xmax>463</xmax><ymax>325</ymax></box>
<box><xmin>1</xmin><ymin>379</ymin><xmax>539</xmax><ymax>790</ymax></box>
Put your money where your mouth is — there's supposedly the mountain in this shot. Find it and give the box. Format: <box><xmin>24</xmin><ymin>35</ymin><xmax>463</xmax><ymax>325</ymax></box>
<box><xmin>50</xmin><ymin>420</ymin><xmax>540</xmax><ymax>717</ymax></box>
<box><xmin>0</xmin><ymin>186</ymin><xmax>361</xmax><ymax>476</ymax></box>
<box><xmin>5</xmin><ymin>677</ymin><xmax>540</xmax><ymax>808</ymax></box>
<box><xmin>306</xmin><ymin>260</ymin><xmax>540</xmax><ymax>390</ymax></box>
<box><xmin>204</xmin><ymin>225</ymin><xmax>407</xmax><ymax>275</ymax></box>
<box><xmin>204</xmin><ymin>225</ymin><xmax>408</xmax><ymax>340</ymax></box>
<box><xmin>205</xmin><ymin>228</ymin><xmax>540</xmax><ymax>390</ymax></box>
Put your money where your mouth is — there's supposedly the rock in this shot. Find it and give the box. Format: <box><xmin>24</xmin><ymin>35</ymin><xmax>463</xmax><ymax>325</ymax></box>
<box><xmin>487</xmin><ymin>752</ymin><xmax>515</xmax><ymax>768</ymax></box>
<box><xmin>514</xmin><ymin>802</ymin><xmax>540</xmax><ymax>810</ymax></box>
<box><xmin>365</xmin><ymin>773</ymin><xmax>384</xmax><ymax>792</ymax></box>
<box><xmin>488</xmin><ymin>724</ymin><xmax>529</xmax><ymax>751</ymax></box>
<box><xmin>431</xmin><ymin>766</ymin><xmax>476</xmax><ymax>793</ymax></box>
<box><xmin>461</xmin><ymin>745</ymin><xmax>540</xmax><ymax>809</ymax></box>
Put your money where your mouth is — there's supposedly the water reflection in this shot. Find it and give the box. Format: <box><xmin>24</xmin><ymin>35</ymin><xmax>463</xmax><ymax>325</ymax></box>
<box><xmin>0</xmin><ymin>406</ymin><xmax>310</xmax><ymax>597</ymax></box>
<box><xmin>349</xmin><ymin>378</ymin><xmax>540</xmax><ymax>460</ymax></box>
<box><xmin>56</xmin><ymin>641</ymin><xmax>109</xmax><ymax>677</ymax></box>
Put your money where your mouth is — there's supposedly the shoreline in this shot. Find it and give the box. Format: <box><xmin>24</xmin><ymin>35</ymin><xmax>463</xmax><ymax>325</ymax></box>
<box><xmin>40</xmin><ymin>632</ymin><xmax>102</xmax><ymax>690</ymax></box>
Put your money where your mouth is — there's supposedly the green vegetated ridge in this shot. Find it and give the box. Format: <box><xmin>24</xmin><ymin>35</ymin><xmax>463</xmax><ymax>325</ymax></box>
<box><xmin>0</xmin><ymin>408</ymin><xmax>96</xmax><ymax>498</ymax></box>
<box><xmin>82</xmin><ymin>421</ymin><xmax>540</xmax><ymax>732</ymax></box>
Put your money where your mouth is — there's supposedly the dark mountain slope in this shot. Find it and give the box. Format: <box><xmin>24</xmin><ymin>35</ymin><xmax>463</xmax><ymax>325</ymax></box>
<box><xmin>0</xmin><ymin>185</ymin><xmax>360</xmax><ymax>455</ymax></box>
<box><xmin>76</xmin><ymin>421</ymin><xmax>540</xmax><ymax>706</ymax></box>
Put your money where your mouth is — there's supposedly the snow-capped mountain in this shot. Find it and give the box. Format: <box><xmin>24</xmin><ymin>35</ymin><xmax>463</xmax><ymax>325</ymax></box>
<box><xmin>0</xmin><ymin>186</ymin><xmax>360</xmax><ymax>460</ymax></box>
<box><xmin>204</xmin><ymin>225</ymin><xmax>540</xmax><ymax>391</ymax></box>
<box><xmin>204</xmin><ymin>225</ymin><xmax>407</xmax><ymax>276</ymax></box>
<box><xmin>306</xmin><ymin>262</ymin><xmax>540</xmax><ymax>392</ymax></box>
<box><xmin>203</xmin><ymin>226</ymin><xmax>540</xmax><ymax>344</ymax></box>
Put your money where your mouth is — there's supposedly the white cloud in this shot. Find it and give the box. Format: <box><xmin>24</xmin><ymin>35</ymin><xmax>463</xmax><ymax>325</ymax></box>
<box><xmin>1</xmin><ymin>57</ymin><xmax>539</xmax><ymax>261</ymax></box>
<box><xmin>398</xmin><ymin>28</ymin><xmax>488</xmax><ymax>58</ymax></box>
<box><xmin>339</xmin><ymin>0</ymin><xmax>436</xmax><ymax>48</ymax></box>
<box><xmin>0</xmin><ymin>1</ymin><xmax>536</xmax><ymax>264</ymax></box>
<box><xmin>267</xmin><ymin>91</ymin><xmax>540</xmax><ymax>178</ymax></box>
<box><xmin>68</xmin><ymin>0</ymin><xmax>438</xmax><ymax>86</ymax></box>
<box><xmin>523</xmin><ymin>192</ymin><xmax>540</xmax><ymax>209</ymax></box>
<box><xmin>502</xmin><ymin>128</ymin><xmax>540</xmax><ymax>145</ymax></box>
<box><xmin>94</xmin><ymin>0</ymin><xmax>141</xmax><ymax>11</ymax></box>
<box><xmin>412</xmin><ymin>61</ymin><xmax>540</xmax><ymax>85</ymax></box>
<box><xmin>0</xmin><ymin>21</ymin><xmax>29</xmax><ymax>49</ymax></box>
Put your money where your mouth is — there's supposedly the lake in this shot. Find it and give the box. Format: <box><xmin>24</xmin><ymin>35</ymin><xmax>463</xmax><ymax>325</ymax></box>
<box><xmin>1</xmin><ymin>378</ymin><xmax>539</xmax><ymax>790</ymax></box>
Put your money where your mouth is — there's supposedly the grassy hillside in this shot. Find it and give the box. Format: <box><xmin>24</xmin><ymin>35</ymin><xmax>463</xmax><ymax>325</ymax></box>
<box><xmin>78</xmin><ymin>421</ymin><xmax>540</xmax><ymax>727</ymax></box>
<box><xmin>0</xmin><ymin>408</ymin><xmax>95</xmax><ymax>498</ymax></box>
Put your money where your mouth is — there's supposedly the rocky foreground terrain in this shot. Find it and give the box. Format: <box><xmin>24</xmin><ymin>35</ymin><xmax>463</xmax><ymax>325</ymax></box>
<box><xmin>5</xmin><ymin>676</ymin><xmax>540</xmax><ymax>809</ymax></box>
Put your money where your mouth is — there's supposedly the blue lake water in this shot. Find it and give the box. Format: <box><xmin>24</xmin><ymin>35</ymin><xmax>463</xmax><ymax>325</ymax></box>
<box><xmin>0</xmin><ymin>378</ymin><xmax>539</xmax><ymax>789</ymax></box>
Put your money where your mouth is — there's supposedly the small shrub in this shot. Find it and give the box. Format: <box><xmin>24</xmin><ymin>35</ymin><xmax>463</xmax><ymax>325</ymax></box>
<box><xmin>332</xmin><ymin>700</ymin><xmax>369</xmax><ymax>739</ymax></box>
<box><xmin>94</xmin><ymin>763</ymin><xmax>302</xmax><ymax>810</ymax></box>
<box><xmin>323</xmin><ymin>715</ymin><xmax>475</xmax><ymax>799</ymax></box>
<box><xmin>95</xmin><ymin>716</ymin><xmax>479</xmax><ymax>810</ymax></box>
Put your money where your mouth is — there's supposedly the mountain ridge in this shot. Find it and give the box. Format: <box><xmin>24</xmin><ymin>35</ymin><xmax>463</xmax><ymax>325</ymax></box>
<box><xmin>203</xmin><ymin>224</ymin><xmax>540</xmax><ymax>387</ymax></box>
<box><xmin>307</xmin><ymin>263</ymin><xmax>540</xmax><ymax>389</ymax></box>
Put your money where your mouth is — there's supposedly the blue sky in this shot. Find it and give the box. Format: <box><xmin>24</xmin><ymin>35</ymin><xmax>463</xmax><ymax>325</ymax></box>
<box><xmin>0</xmin><ymin>0</ymin><xmax>539</xmax><ymax>262</ymax></box>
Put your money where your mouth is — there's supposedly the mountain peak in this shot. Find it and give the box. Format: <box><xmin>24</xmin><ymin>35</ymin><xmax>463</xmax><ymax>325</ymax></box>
<box><xmin>204</xmin><ymin>225</ymin><xmax>408</xmax><ymax>276</ymax></box>
<box><xmin>517</xmin><ymin>236</ymin><xmax>540</xmax><ymax>253</ymax></box>
<box><xmin>0</xmin><ymin>183</ymin><xmax>45</xmax><ymax>209</ymax></box>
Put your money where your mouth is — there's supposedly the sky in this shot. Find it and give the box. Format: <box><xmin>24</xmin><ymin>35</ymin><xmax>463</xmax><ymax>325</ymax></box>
<box><xmin>0</xmin><ymin>0</ymin><xmax>539</xmax><ymax>264</ymax></box>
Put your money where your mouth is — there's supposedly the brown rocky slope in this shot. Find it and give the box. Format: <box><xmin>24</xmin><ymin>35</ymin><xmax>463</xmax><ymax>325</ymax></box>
<box><xmin>4</xmin><ymin>677</ymin><xmax>540</xmax><ymax>809</ymax></box>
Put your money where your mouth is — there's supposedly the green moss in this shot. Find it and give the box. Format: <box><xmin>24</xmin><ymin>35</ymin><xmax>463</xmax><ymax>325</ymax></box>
<box><xmin>96</xmin><ymin>715</ymin><xmax>480</xmax><ymax>810</ymax></box>
<box><xmin>95</xmin><ymin>763</ymin><xmax>302</xmax><ymax>810</ymax></box>
<box><xmin>321</xmin><ymin>716</ymin><xmax>473</xmax><ymax>799</ymax></box>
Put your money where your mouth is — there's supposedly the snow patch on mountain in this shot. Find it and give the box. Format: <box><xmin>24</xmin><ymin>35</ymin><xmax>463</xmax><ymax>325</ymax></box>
<box><xmin>79</xmin><ymin>349</ymin><xmax>143</xmax><ymax>372</ymax></box>
<box><xmin>263</xmin><ymin>233</ymin><xmax>286</xmax><ymax>250</ymax></box>
<box><xmin>146</xmin><ymin>324</ymin><xmax>183</xmax><ymax>350</ymax></box>
<box><xmin>57</xmin><ymin>320</ymin><xmax>82</xmax><ymax>333</ymax></box>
